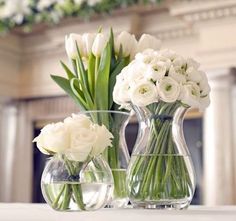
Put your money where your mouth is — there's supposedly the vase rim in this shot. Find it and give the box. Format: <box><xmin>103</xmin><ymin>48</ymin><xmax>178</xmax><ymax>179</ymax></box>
<box><xmin>78</xmin><ymin>110</ymin><xmax>130</xmax><ymax>116</ymax></box>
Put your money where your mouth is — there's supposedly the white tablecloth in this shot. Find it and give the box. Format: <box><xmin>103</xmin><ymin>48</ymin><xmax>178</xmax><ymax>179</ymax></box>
<box><xmin>0</xmin><ymin>204</ymin><xmax>236</xmax><ymax>221</ymax></box>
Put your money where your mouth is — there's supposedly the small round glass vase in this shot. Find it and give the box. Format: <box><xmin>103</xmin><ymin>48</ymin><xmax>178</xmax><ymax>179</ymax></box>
<box><xmin>41</xmin><ymin>153</ymin><xmax>114</xmax><ymax>211</ymax></box>
<box><xmin>127</xmin><ymin>101</ymin><xmax>196</xmax><ymax>210</ymax></box>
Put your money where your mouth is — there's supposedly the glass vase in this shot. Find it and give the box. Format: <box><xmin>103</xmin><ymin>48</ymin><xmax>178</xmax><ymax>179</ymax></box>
<box><xmin>127</xmin><ymin>101</ymin><xmax>196</xmax><ymax>209</ymax></box>
<box><xmin>41</xmin><ymin>154</ymin><xmax>113</xmax><ymax>211</ymax></box>
<box><xmin>78</xmin><ymin>110</ymin><xmax>131</xmax><ymax>208</ymax></box>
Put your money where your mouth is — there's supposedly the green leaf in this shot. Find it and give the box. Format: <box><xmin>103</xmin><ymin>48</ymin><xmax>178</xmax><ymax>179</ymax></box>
<box><xmin>109</xmin><ymin>28</ymin><xmax>116</xmax><ymax>72</ymax></box>
<box><xmin>87</xmin><ymin>54</ymin><xmax>96</xmax><ymax>96</ymax></box>
<box><xmin>75</xmin><ymin>43</ymin><xmax>90</xmax><ymax>96</ymax></box>
<box><xmin>60</xmin><ymin>61</ymin><xmax>76</xmax><ymax>80</ymax></box>
<box><xmin>109</xmin><ymin>58</ymin><xmax>126</xmax><ymax>109</ymax></box>
<box><xmin>70</xmin><ymin>78</ymin><xmax>88</xmax><ymax>109</ymax></box>
<box><xmin>95</xmin><ymin>43</ymin><xmax>111</xmax><ymax>110</ymax></box>
<box><xmin>51</xmin><ymin>75</ymin><xmax>86</xmax><ymax>111</ymax></box>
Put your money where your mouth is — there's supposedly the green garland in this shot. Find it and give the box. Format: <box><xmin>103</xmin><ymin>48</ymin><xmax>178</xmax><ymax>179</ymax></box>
<box><xmin>0</xmin><ymin>0</ymin><xmax>162</xmax><ymax>33</ymax></box>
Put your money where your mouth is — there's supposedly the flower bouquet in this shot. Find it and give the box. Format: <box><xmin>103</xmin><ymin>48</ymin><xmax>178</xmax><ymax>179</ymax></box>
<box><xmin>113</xmin><ymin>49</ymin><xmax>211</xmax><ymax>209</ymax></box>
<box><xmin>33</xmin><ymin>113</ymin><xmax>114</xmax><ymax>211</ymax></box>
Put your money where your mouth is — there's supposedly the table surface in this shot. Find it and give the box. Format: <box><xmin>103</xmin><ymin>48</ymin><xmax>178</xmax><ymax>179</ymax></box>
<box><xmin>0</xmin><ymin>204</ymin><xmax>236</xmax><ymax>221</ymax></box>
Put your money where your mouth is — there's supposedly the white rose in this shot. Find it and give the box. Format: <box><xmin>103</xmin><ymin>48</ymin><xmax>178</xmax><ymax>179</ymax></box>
<box><xmin>157</xmin><ymin>77</ymin><xmax>181</xmax><ymax>103</ymax></box>
<box><xmin>64</xmin><ymin>113</ymin><xmax>92</xmax><ymax>131</ymax></box>
<box><xmin>68</xmin><ymin>128</ymin><xmax>95</xmax><ymax>161</ymax></box>
<box><xmin>130</xmin><ymin>81</ymin><xmax>158</xmax><ymax>107</ymax></box>
<box><xmin>33</xmin><ymin>122</ymin><xmax>70</xmax><ymax>154</ymax></box>
<box><xmin>169</xmin><ymin>65</ymin><xmax>187</xmax><ymax>83</ymax></box>
<box><xmin>115</xmin><ymin>31</ymin><xmax>137</xmax><ymax>57</ymax></box>
<box><xmin>92</xmin><ymin>33</ymin><xmax>109</xmax><ymax>57</ymax></box>
<box><xmin>180</xmin><ymin>82</ymin><xmax>201</xmax><ymax>108</ymax></box>
<box><xmin>137</xmin><ymin>34</ymin><xmax>161</xmax><ymax>53</ymax></box>
<box><xmin>82</xmin><ymin>33</ymin><xmax>96</xmax><ymax>57</ymax></box>
<box><xmin>91</xmin><ymin>125</ymin><xmax>113</xmax><ymax>156</ymax></box>
<box><xmin>145</xmin><ymin>60</ymin><xmax>167</xmax><ymax>82</ymax></box>
<box><xmin>65</xmin><ymin>33</ymin><xmax>85</xmax><ymax>59</ymax></box>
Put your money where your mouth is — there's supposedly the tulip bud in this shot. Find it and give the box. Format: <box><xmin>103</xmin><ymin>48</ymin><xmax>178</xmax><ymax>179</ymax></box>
<box><xmin>115</xmin><ymin>31</ymin><xmax>137</xmax><ymax>57</ymax></box>
<box><xmin>82</xmin><ymin>33</ymin><xmax>96</xmax><ymax>57</ymax></box>
<box><xmin>92</xmin><ymin>33</ymin><xmax>109</xmax><ymax>57</ymax></box>
<box><xmin>137</xmin><ymin>34</ymin><xmax>161</xmax><ymax>53</ymax></box>
<box><xmin>65</xmin><ymin>33</ymin><xmax>85</xmax><ymax>59</ymax></box>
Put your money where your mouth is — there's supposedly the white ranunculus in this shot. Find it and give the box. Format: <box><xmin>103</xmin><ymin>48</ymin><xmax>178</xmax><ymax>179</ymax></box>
<box><xmin>186</xmin><ymin>58</ymin><xmax>200</xmax><ymax>69</ymax></box>
<box><xmin>114</xmin><ymin>31</ymin><xmax>137</xmax><ymax>57</ymax></box>
<box><xmin>135</xmin><ymin>49</ymin><xmax>157</xmax><ymax>64</ymax></box>
<box><xmin>137</xmin><ymin>34</ymin><xmax>161</xmax><ymax>53</ymax></box>
<box><xmin>172</xmin><ymin>56</ymin><xmax>186</xmax><ymax>67</ymax></box>
<box><xmin>146</xmin><ymin>60</ymin><xmax>167</xmax><ymax>82</ymax></box>
<box><xmin>126</xmin><ymin>62</ymin><xmax>146</xmax><ymax>85</ymax></box>
<box><xmin>130</xmin><ymin>81</ymin><xmax>158</xmax><ymax>107</ymax></box>
<box><xmin>180</xmin><ymin>82</ymin><xmax>201</xmax><ymax>108</ymax></box>
<box><xmin>113</xmin><ymin>79</ymin><xmax>131</xmax><ymax>108</ymax></box>
<box><xmin>157</xmin><ymin>77</ymin><xmax>181</xmax><ymax>103</ymax></box>
<box><xmin>168</xmin><ymin>65</ymin><xmax>187</xmax><ymax>83</ymax></box>
<box><xmin>160</xmin><ymin>49</ymin><xmax>178</xmax><ymax>61</ymax></box>
<box><xmin>65</xmin><ymin>33</ymin><xmax>84</xmax><ymax>59</ymax></box>
<box><xmin>92</xmin><ymin>33</ymin><xmax>109</xmax><ymax>57</ymax></box>
<box><xmin>91</xmin><ymin>125</ymin><xmax>113</xmax><ymax>156</ymax></box>
<box><xmin>33</xmin><ymin>122</ymin><xmax>70</xmax><ymax>154</ymax></box>
<box><xmin>198</xmin><ymin>71</ymin><xmax>211</xmax><ymax>96</ymax></box>
<box><xmin>199</xmin><ymin>95</ymin><xmax>210</xmax><ymax>111</ymax></box>
<box><xmin>64</xmin><ymin>113</ymin><xmax>92</xmax><ymax>131</ymax></box>
<box><xmin>186</xmin><ymin>67</ymin><xmax>203</xmax><ymax>83</ymax></box>
<box><xmin>82</xmin><ymin>33</ymin><xmax>96</xmax><ymax>57</ymax></box>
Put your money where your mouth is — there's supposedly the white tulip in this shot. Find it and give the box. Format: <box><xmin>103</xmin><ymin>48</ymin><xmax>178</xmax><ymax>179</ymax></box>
<box><xmin>115</xmin><ymin>31</ymin><xmax>137</xmax><ymax>57</ymax></box>
<box><xmin>92</xmin><ymin>33</ymin><xmax>109</xmax><ymax>57</ymax></box>
<box><xmin>130</xmin><ymin>81</ymin><xmax>158</xmax><ymax>107</ymax></box>
<box><xmin>157</xmin><ymin>77</ymin><xmax>181</xmax><ymax>103</ymax></box>
<box><xmin>145</xmin><ymin>60</ymin><xmax>167</xmax><ymax>82</ymax></box>
<box><xmin>82</xmin><ymin>33</ymin><xmax>96</xmax><ymax>57</ymax></box>
<box><xmin>169</xmin><ymin>65</ymin><xmax>187</xmax><ymax>83</ymax></box>
<box><xmin>65</xmin><ymin>33</ymin><xmax>84</xmax><ymax>59</ymax></box>
<box><xmin>180</xmin><ymin>82</ymin><xmax>201</xmax><ymax>108</ymax></box>
<box><xmin>91</xmin><ymin>125</ymin><xmax>113</xmax><ymax>156</ymax></box>
<box><xmin>137</xmin><ymin>34</ymin><xmax>161</xmax><ymax>53</ymax></box>
<box><xmin>33</xmin><ymin>122</ymin><xmax>70</xmax><ymax>154</ymax></box>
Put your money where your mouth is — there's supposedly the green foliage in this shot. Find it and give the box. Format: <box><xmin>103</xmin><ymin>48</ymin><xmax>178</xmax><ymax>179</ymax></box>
<box><xmin>0</xmin><ymin>0</ymin><xmax>163</xmax><ymax>34</ymax></box>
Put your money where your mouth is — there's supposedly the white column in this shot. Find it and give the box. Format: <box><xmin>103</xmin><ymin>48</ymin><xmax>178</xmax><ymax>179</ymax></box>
<box><xmin>203</xmin><ymin>68</ymin><xmax>235</xmax><ymax>205</ymax></box>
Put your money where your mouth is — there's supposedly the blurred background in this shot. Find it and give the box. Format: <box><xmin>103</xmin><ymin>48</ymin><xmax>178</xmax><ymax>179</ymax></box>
<box><xmin>0</xmin><ymin>0</ymin><xmax>236</xmax><ymax>205</ymax></box>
